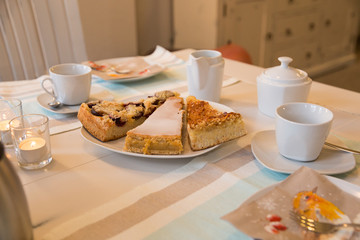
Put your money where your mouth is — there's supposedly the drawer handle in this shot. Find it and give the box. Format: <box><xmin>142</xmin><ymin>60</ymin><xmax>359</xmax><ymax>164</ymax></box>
<box><xmin>325</xmin><ymin>19</ymin><xmax>331</xmax><ymax>27</ymax></box>
<box><xmin>309</xmin><ymin>22</ymin><xmax>315</xmax><ymax>31</ymax></box>
<box><xmin>266</xmin><ymin>32</ymin><xmax>273</xmax><ymax>41</ymax></box>
<box><xmin>285</xmin><ymin>28</ymin><xmax>292</xmax><ymax>36</ymax></box>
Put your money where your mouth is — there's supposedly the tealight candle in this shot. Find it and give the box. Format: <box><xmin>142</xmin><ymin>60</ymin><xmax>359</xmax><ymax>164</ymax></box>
<box><xmin>10</xmin><ymin>114</ymin><xmax>52</xmax><ymax>170</ymax></box>
<box><xmin>0</xmin><ymin>120</ymin><xmax>12</xmax><ymax>145</ymax></box>
<box><xmin>0</xmin><ymin>120</ymin><xmax>10</xmax><ymax>131</ymax></box>
<box><xmin>19</xmin><ymin>137</ymin><xmax>47</xmax><ymax>163</ymax></box>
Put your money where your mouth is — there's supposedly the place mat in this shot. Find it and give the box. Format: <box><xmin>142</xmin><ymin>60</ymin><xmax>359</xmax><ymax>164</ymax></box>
<box><xmin>0</xmin><ymin>76</ymin><xmax>115</xmax><ymax>135</ymax></box>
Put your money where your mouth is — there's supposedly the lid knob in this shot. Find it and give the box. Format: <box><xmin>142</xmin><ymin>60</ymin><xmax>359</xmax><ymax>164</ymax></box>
<box><xmin>278</xmin><ymin>57</ymin><xmax>293</xmax><ymax>69</ymax></box>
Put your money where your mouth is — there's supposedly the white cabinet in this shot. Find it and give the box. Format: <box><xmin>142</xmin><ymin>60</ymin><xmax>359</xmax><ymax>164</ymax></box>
<box><xmin>173</xmin><ymin>0</ymin><xmax>359</xmax><ymax>76</ymax></box>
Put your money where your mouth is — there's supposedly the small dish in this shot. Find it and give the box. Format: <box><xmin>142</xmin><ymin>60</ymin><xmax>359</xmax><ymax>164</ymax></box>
<box><xmin>251</xmin><ymin>130</ymin><xmax>356</xmax><ymax>174</ymax></box>
<box><xmin>80</xmin><ymin>100</ymin><xmax>235</xmax><ymax>159</ymax></box>
<box><xmin>87</xmin><ymin>57</ymin><xmax>165</xmax><ymax>83</ymax></box>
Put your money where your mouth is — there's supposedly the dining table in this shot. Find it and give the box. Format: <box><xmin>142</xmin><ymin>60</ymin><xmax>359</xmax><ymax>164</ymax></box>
<box><xmin>1</xmin><ymin>48</ymin><xmax>360</xmax><ymax>240</ymax></box>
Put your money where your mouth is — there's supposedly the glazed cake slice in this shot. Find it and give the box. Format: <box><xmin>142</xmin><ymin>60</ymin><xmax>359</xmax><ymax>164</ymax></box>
<box><xmin>124</xmin><ymin>97</ymin><xmax>184</xmax><ymax>155</ymax></box>
<box><xmin>77</xmin><ymin>91</ymin><xmax>178</xmax><ymax>142</ymax></box>
<box><xmin>186</xmin><ymin>96</ymin><xmax>246</xmax><ymax>150</ymax></box>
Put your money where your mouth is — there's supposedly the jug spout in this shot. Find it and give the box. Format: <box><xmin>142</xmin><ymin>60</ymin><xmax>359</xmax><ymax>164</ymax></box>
<box><xmin>188</xmin><ymin>56</ymin><xmax>209</xmax><ymax>90</ymax></box>
<box><xmin>0</xmin><ymin>143</ymin><xmax>33</xmax><ymax>240</ymax></box>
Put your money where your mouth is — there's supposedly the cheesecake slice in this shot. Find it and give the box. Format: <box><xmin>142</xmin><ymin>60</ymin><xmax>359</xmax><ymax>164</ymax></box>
<box><xmin>124</xmin><ymin>97</ymin><xmax>184</xmax><ymax>155</ymax></box>
<box><xmin>186</xmin><ymin>96</ymin><xmax>246</xmax><ymax>150</ymax></box>
<box><xmin>77</xmin><ymin>90</ymin><xmax>178</xmax><ymax>142</ymax></box>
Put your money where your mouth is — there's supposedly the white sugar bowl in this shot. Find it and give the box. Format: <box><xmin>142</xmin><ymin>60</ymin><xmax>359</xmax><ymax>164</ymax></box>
<box><xmin>257</xmin><ymin>56</ymin><xmax>312</xmax><ymax>118</ymax></box>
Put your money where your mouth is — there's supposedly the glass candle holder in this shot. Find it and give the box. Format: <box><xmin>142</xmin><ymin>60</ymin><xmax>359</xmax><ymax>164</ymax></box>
<box><xmin>9</xmin><ymin>114</ymin><xmax>52</xmax><ymax>170</ymax></box>
<box><xmin>0</xmin><ymin>98</ymin><xmax>23</xmax><ymax>147</ymax></box>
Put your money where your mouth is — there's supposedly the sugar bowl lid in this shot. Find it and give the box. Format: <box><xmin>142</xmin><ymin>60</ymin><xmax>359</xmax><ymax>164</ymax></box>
<box><xmin>262</xmin><ymin>57</ymin><xmax>308</xmax><ymax>84</ymax></box>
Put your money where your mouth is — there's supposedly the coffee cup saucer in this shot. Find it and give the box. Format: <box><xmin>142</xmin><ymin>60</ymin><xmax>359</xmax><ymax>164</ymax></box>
<box><xmin>251</xmin><ymin>130</ymin><xmax>356</xmax><ymax>175</ymax></box>
<box><xmin>37</xmin><ymin>93</ymin><xmax>80</xmax><ymax>114</ymax></box>
<box><xmin>37</xmin><ymin>86</ymin><xmax>114</xmax><ymax>114</ymax></box>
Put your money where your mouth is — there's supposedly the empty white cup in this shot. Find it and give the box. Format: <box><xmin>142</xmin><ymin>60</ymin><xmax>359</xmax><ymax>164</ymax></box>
<box><xmin>275</xmin><ymin>102</ymin><xmax>333</xmax><ymax>161</ymax></box>
<box><xmin>41</xmin><ymin>63</ymin><xmax>92</xmax><ymax>105</ymax></box>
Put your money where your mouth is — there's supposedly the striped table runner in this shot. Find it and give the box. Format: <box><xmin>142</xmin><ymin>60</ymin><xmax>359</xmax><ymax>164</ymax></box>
<box><xmin>42</xmin><ymin>133</ymin><xmax>288</xmax><ymax>240</ymax></box>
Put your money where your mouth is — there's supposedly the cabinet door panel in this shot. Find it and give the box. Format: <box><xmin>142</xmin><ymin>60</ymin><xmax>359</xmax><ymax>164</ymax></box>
<box><xmin>271</xmin><ymin>42</ymin><xmax>320</xmax><ymax>69</ymax></box>
<box><xmin>222</xmin><ymin>0</ymin><xmax>265</xmax><ymax>65</ymax></box>
<box><xmin>320</xmin><ymin>0</ymin><xmax>354</xmax><ymax>60</ymax></box>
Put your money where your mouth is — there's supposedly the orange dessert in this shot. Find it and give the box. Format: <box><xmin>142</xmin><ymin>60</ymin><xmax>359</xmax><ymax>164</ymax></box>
<box><xmin>293</xmin><ymin>188</ymin><xmax>346</xmax><ymax>222</ymax></box>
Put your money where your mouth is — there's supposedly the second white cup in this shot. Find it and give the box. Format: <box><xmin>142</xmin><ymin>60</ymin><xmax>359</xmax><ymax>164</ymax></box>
<box><xmin>41</xmin><ymin>63</ymin><xmax>92</xmax><ymax>105</ymax></box>
<box><xmin>275</xmin><ymin>102</ymin><xmax>333</xmax><ymax>161</ymax></box>
<box><xmin>186</xmin><ymin>50</ymin><xmax>224</xmax><ymax>102</ymax></box>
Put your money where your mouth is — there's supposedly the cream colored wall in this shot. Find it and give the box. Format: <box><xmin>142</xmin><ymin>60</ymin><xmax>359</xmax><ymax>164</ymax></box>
<box><xmin>173</xmin><ymin>0</ymin><xmax>219</xmax><ymax>49</ymax></box>
<box><xmin>77</xmin><ymin>0</ymin><xmax>138</xmax><ymax>60</ymax></box>
<box><xmin>135</xmin><ymin>0</ymin><xmax>172</xmax><ymax>55</ymax></box>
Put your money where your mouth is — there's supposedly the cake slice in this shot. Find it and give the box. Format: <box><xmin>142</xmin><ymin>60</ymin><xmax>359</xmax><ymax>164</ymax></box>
<box><xmin>124</xmin><ymin>97</ymin><xmax>184</xmax><ymax>155</ymax></box>
<box><xmin>77</xmin><ymin>91</ymin><xmax>178</xmax><ymax>142</ymax></box>
<box><xmin>186</xmin><ymin>96</ymin><xmax>246</xmax><ymax>150</ymax></box>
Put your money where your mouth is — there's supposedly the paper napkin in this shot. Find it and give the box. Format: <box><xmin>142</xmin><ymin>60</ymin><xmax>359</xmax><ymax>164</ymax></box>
<box><xmin>223</xmin><ymin>166</ymin><xmax>360</xmax><ymax>239</ymax></box>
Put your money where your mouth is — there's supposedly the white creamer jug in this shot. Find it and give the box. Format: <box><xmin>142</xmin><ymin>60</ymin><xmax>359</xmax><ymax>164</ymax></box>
<box><xmin>186</xmin><ymin>50</ymin><xmax>224</xmax><ymax>102</ymax></box>
<box><xmin>257</xmin><ymin>56</ymin><xmax>312</xmax><ymax>117</ymax></box>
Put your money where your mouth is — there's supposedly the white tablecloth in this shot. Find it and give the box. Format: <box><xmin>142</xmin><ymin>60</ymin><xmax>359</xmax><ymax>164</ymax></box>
<box><xmin>1</xmin><ymin>49</ymin><xmax>359</xmax><ymax>240</ymax></box>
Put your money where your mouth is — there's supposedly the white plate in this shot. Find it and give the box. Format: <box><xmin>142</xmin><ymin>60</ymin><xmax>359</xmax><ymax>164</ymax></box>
<box><xmin>80</xmin><ymin>101</ymin><xmax>235</xmax><ymax>159</ymax></box>
<box><xmin>88</xmin><ymin>57</ymin><xmax>165</xmax><ymax>83</ymax></box>
<box><xmin>251</xmin><ymin>130</ymin><xmax>356</xmax><ymax>174</ymax></box>
<box><xmin>37</xmin><ymin>86</ymin><xmax>114</xmax><ymax>114</ymax></box>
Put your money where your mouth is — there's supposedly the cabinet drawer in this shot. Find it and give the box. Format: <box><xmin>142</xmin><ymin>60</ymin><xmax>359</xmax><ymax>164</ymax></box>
<box><xmin>273</xmin><ymin>0</ymin><xmax>319</xmax><ymax>12</ymax></box>
<box><xmin>270</xmin><ymin>42</ymin><xmax>320</xmax><ymax>69</ymax></box>
<box><xmin>272</xmin><ymin>12</ymin><xmax>319</xmax><ymax>43</ymax></box>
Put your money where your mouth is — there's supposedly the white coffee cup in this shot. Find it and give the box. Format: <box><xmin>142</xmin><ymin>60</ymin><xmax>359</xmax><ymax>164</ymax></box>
<box><xmin>41</xmin><ymin>63</ymin><xmax>92</xmax><ymax>105</ymax></box>
<box><xmin>275</xmin><ymin>102</ymin><xmax>333</xmax><ymax>161</ymax></box>
<box><xmin>186</xmin><ymin>50</ymin><xmax>224</xmax><ymax>102</ymax></box>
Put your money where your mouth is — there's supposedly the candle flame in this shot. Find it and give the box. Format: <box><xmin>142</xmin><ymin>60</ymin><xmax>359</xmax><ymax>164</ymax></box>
<box><xmin>30</xmin><ymin>141</ymin><xmax>37</xmax><ymax>148</ymax></box>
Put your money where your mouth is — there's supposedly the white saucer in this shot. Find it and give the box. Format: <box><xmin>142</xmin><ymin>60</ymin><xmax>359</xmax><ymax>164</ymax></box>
<box><xmin>251</xmin><ymin>130</ymin><xmax>356</xmax><ymax>174</ymax></box>
<box><xmin>37</xmin><ymin>86</ymin><xmax>114</xmax><ymax>114</ymax></box>
<box><xmin>37</xmin><ymin>93</ymin><xmax>80</xmax><ymax>114</ymax></box>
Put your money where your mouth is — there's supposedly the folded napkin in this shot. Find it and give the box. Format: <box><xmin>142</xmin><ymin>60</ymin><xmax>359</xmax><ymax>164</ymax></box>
<box><xmin>223</xmin><ymin>166</ymin><xmax>360</xmax><ymax>239</ymax></box>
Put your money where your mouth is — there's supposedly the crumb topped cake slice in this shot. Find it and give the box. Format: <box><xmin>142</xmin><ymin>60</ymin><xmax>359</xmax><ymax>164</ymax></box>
<box><xmin>124</xmin><ymin>97</ymin><xmax>184</xmax><ymax>155</ymax></box>
<box><xmin>77</xmin><ymin>90</ymin><xmax>178</xmax><ymax>142</ymax></box>
<box><xmin>186</xmin><ymin>96</ymin><xmax>246</xmax><ymax>150</ymax></box>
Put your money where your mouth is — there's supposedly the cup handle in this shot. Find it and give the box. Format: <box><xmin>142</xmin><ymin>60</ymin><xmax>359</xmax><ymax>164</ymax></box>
<box><xmin>41</xmin><ymin>78</ymin><xmax>56</xmax><ymax>98</ymax></box>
